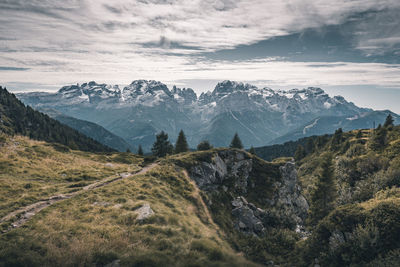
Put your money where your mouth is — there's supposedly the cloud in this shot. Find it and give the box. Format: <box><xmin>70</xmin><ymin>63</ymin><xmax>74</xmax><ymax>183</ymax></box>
<box><xmin>1</xmin><ymin>0</ymin><xmax>400</xmax><ymax>91</ymax></box>
<box><xmin>1</xmin><ymin>0</ymin><xmax>400</xmax><ymax>54</ymax></box>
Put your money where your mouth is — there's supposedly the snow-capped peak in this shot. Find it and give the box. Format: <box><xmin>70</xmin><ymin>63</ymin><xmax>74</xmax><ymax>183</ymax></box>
<box><xmin>52</xmin><ymin>80</ymin><xmax>365</xmax><ymax>116</ymax></box>
<box><xmin>212</xmin><ymin>80</ymin><xmax>257</xmax><ymax>97</ymax></box>
<box><xmin>171</xmin><ymin>86</ymin><xmax>197</xmax><ymax>104</ymax></box>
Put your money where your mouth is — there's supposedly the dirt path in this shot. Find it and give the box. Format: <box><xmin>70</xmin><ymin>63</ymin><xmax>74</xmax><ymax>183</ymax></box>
<box><xmin>0</xmin><ymin>163</ymin><xmax>157</xmax><ymax>234</ymax></box>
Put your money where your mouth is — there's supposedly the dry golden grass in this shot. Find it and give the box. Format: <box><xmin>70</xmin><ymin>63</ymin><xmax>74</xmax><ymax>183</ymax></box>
<box><xmin>0</xmin><ymin>135</ymin><xmax>142</xmax><ymax>219</ymax></box>
<box><xmin>0</xmin><ymin>160</ymin><xmax>258</xmax><ymax>266</ymax></box>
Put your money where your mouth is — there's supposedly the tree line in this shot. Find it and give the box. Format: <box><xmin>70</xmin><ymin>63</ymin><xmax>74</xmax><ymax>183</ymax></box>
<box><xmin>145</xmin><ymin>130</ymin><xmax>250</xmax><ymax>157</ymax></box>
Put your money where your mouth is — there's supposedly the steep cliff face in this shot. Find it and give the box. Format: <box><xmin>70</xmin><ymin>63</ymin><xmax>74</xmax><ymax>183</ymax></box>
<box><xmin>189</xmin><ymin>150</ymin><xmax>252</xmax><ymax>193</ymax></box>
<box><xmin>177</xmin><ymin>149</ymin><xmax>308</xmax><ymax>237</ymax></box>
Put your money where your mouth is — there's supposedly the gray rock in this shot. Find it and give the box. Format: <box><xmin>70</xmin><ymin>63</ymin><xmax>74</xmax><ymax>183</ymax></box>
<box><xmin>105</xmin><ymin>259</ymin><xmax>120</xmax><ymax>267</ymax></box>
<box><xmin>135</xmin><ymin>203</ymin><xmax>154</xmax><ymax>221</ymax></box>
<box><xmin>232</xmin><ymin>198</ymin><xmax>243</xmax><ymax>208</ymax></box>
<box><xmin>273</xmin><ymin>160</ymin><xmax>309</xmax><ymax>226</ymax></box>
<box><xmin>231</xmin><ymin>197</ymin><xmax>265</xmax><ymax>235</ymax></box>
<box><xmin>119</xmin><ymin>172</ymin><xmax>132</xmax><ymax>178</ymax></box>
<box><xmin>189</xmin><ymin>150</ymin><xmax>252</xmax><ymax>193</ymax></box>
<box><xmin>187</xmin><ymin>153</ymin><xmax>309</xmax><ymax>237</ymax></box>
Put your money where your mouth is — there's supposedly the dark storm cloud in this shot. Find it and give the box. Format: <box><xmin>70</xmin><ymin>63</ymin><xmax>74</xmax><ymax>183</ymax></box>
<box><xmin>0</xmin><ymin>66</ymin><xmax>29</xmax><ymax>71</ymax></box>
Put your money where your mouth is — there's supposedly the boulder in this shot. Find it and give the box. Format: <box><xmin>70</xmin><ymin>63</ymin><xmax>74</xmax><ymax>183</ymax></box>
<box><xmin>135</xmin><ymin>203</ymin><xmax>154</xmax><ymax>221</ymax></box>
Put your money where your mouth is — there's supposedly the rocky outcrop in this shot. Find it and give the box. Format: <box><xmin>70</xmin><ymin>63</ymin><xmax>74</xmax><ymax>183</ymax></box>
<box><xmin>231</xmin><ymin>196</ymin><xmax>266</xmax><ymax>235</ymax></box>
<box><xmin>189</xmin><ymin>150</ymin><xmax>252</xmax><ymax>193</ymax></box>
<box><xmin>188</xmin><ymin>151</ymin><xmax>309</xmax><ymax>237</ymax></box>
<box><xmin>273</xmin><ymin>160</ymin><xmax>309</xmax><ymax>224</ymax></box>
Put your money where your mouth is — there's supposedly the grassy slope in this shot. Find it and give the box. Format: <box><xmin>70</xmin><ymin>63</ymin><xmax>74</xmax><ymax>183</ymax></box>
<box><xmin>0</xmin><ymin>135</ymin><xmax>142</xmax><ymax>221</ymax></box>
<box><xmin>0</xmin><ymin>136</ymin><xmax>257</xmax><ymax>267</ymax></box>
<box><xmin>3</xmin><ymin>126</ymin><xmax>399</xmax><ymax>266</ymax></box>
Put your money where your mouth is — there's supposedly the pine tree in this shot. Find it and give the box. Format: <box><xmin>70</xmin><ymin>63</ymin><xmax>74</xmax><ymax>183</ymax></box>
<box><xmin>384</xmin><ymin>114</ymin><xmax>394</xmax><ymax>128</ymax></box>
<box><xmin>230</xmin><ymin>133</ymin><xmax>243</xmax><ymax>149</ymax></box>
<box><xmin>137</xmin><ymin>145</ymin><xmax>144</xmax><ymax>156</ymax></box>
<box><xmin>197</xmin><ymin>140</ymin><xmax>213</xmax><ymax>151</ymax></box>
<box><xmin>151</xmin><ymin>131</ymin><xmax>173</xmax><ymax>157</ymax></box>
<box><xmin>356</xmin><ymin>130</ymin><xmax>363</xmax><ymax>139</ymax></box>
<box><xmin>249</xmin><ymin>146</ymin><xmax>256</xmax><ymax>155</ymax></box>
<box><xmin>307</xmin><ymin>153</ymin><xmax>337</xmax><ymax>226</ymax></box>
<box><xmin>331</xmin><ymin>128</ymin><xmax>343</xmax><ymax>149</ymax></box>
<box><xmin>126</xmin><ymin>148</ymin><xmax>131</xmax><ymax>153</ymax></box>
<box><xmin>174</xmin><ymin>130</ymin><xmax>189</xmax><ymax>153</ymax></box>
<box><xmin>369</xmin><ymin>126</ymin><xmax>387</xmax><ymax>151</ymax></box>
<box><xmin>305</xmin><ymin>138</ymin><xmax>315</xmax><ymax>154</ymax></box>
<box><xmin>294</xmin><ymin>145</ymin><xmax>306</xmax><ymax>161</ymax></box>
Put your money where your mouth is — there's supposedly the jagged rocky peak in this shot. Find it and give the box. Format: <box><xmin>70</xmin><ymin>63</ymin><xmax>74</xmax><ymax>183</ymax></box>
<box><xmin>171</xmin><ymin>85</ymin><xmax>197</xmax><ymax>104</ymax></box>
<box><xmin>273</xmin><ymin>87</ymin><xmax>327</xmax><ymax>100</ymax></box>
<box><xmin>58</xmin><ymin>81</ymin><xmax>120</xmax><ymax>101</ymax></box>
<box><xmin>198</xmin><ymin>91</ymin><xmax>213</xmax><ymax>105</ymax></box>
<box><xmin>58</xmin><ymin>84</ymin><xmax>82</xmax><ymax>98</ymax></box>
<box><xmin>122</xmin><ymin>80</ymin><xmax>172</xmax><ymax>100</ymax></box>
<box><xmin>212</xmin><ymin>80</ymin><xmax>257</xmax><ymax>97</ymax></box>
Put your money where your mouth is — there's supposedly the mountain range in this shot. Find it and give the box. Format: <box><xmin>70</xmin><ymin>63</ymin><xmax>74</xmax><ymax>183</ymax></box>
<box><xmin>17</xmin><ymin>80</ymin><xmax>399</xmax><ymax>151</ymax></box>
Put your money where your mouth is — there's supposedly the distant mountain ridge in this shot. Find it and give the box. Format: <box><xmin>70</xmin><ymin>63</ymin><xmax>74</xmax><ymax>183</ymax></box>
<box><xmin>16</xmin><ymin>80</ymin><xmax>398</xmax><ymax>151</ymax></box>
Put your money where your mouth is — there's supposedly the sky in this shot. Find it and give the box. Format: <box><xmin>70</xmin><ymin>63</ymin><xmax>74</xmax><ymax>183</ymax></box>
<box><xmin>1</xmin><ymin>0</ymin><xmax>400</xmax><ymax>112</ymax></box>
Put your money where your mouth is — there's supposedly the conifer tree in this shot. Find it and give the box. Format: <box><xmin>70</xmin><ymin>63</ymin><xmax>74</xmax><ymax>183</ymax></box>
<box><xmin>384</xmin><ymin>114</ymin><xmax>394</xmax><ymax>128</ymax></box>
<box><xmin>331</xmin><ymin>128</ymin><xmax>343</xmax><ymax>149</ymax></box>
<box><xmin>174</xmin><ymin>130</ymin><xmax>189</xmax><ymax>153</ymax></box>
<box><xmin>305</xmin><ymin>138</ymin><xmax>315</xmax><ymax>154</ymax></box>
<box><xmin>249</xmin><ymin>146</ymin><xmax>256</xmax><ymax>155</ymax></box>
<box><xmin>137</xmin><ymin>145</ymin><xmax>144</xmax><ymax>156</ymax></box>
<box><xmin>230</xmin><ymin>133</ymin><xmax>243</xmax><ymax>149</ymax></box>
<box><xmin>151</xmin><ymin>131</ymin><xmax>173</xmax><ymax>157</ymax></box>
<box><xmin>369</xmin><ymin>126</ymin><xmax>387</xmax><ymax>151</ymax></box>
<box><xmin>126</xmin><ymin>148</ymin><xmax>131</xmax><ymax>153</ymax></box>
<box><xmin>307</xmin><ymin>153</ymin><xmax>337</xmax><ymax>226</ymax></box>
<box><xmin>197</xmin><ymin>140</ymin><xmax>213</xmax><ymax>151</ymax></box>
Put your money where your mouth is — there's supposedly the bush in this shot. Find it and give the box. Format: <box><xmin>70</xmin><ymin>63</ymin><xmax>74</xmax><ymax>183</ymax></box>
<box><xmin>197</xmin><ymin>140</ymin><xmax>213</xmax><ymax>151</ymax></box>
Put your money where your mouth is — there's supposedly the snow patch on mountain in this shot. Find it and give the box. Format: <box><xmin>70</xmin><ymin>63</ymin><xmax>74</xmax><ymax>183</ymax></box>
<box><xmin>303</xmin><ymin>118</ymin><xmax>320</xmax><ymax>134</ymax></box>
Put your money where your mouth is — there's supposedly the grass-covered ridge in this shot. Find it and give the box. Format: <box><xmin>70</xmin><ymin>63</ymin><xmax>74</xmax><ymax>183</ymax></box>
<box><xmin>0</xmin><ymin>139</ymin><xmax>258</xmax><ymax>266</ymax></box>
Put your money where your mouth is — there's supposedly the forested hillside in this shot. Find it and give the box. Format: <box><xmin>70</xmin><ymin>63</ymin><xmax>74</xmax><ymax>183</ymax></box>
<box><xmin>0</xmin><ymin>87</ymin><xmax>113</xmax><ymax>152</ymax></box>
<box><xmin>252</xmin><ymin>135</ymin><xmax>330</xmax><ymax>161</ymax></box>
<box><xmin>291</xmin><ymin>118</ymin><xmax>400</xmax><ymax>266</ymax></box>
